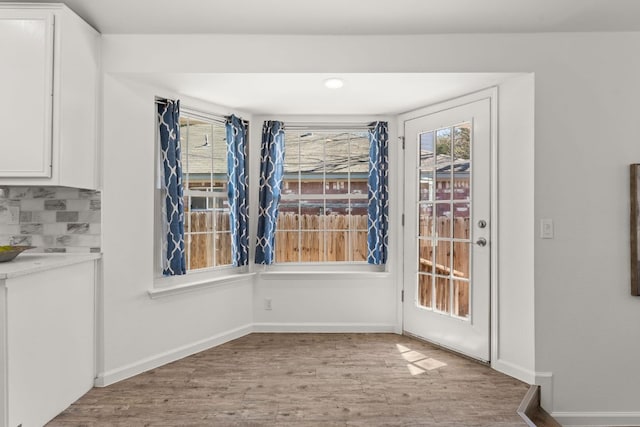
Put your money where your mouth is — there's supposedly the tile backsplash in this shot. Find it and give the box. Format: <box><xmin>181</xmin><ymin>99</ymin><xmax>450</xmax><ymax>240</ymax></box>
<box><xmin>0</xmin><ymin>186</ymin><xmax>101</xmax><ymax>253</ymax></box>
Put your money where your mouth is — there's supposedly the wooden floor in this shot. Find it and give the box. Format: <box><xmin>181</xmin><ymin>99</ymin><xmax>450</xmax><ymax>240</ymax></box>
<box><xmin>49</xmin><ymin>333</ymin><xmax>529</xmax><ymax>426</ymax></box>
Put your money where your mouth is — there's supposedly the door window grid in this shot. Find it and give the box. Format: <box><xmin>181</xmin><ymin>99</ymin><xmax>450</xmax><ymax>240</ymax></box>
<box><xmin>417</xmin><ymin>122</ymin><xmax>472</xmax><ymax>320</ymax></box>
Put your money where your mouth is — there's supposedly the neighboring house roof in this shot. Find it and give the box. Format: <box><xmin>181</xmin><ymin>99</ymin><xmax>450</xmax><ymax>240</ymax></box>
<box><xmin>179</xmin><ymin>121</ymin><xmax>372</xmax><ymax>178</ymax></box>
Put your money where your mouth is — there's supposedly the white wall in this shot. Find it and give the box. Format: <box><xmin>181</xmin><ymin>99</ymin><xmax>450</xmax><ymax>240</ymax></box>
<box><xmin>249</xmin><ymin>115</ymin><xmax>399</xmax><ymax>332</ymax></box>
<box><xmin>101</xmin><ymin>33</ymin><xmax>640</xmax><ymax>424</ymax></box>
<box><xmin>494</xmin><ymin>74</ymin><xmax>536</xmax><ymax>382</ymax></box>
<box><xmin>99</xmin><ymin>74</ymin><xmax>254</xmax><ymax>385</ymax></box>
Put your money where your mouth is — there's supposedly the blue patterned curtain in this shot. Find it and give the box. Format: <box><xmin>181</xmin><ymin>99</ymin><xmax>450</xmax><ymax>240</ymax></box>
<box><xmin>157</xmin><ymin>99</ymin><xmax>186</xmax><ymax>275</ymax></box>
<box><xmin>225</xmin><ymin>115</ymin><xmax>249</xmax><ymax>266</ymax></box>
<box><xmin>255</xmin><ymin>121</ymin><xmax>285</xmax><ymax>264</ymax></box>
<box><xmin>367</xmin><ymin>121</ymin><xmax>389</xmax><ymax>265</ymax></box>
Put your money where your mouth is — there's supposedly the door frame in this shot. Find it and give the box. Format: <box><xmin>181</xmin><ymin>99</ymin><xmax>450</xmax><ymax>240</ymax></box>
<box><xmin>397</xmin><ymin>86</ymin><xmax>499</xmax><ymax>364</ymax></box>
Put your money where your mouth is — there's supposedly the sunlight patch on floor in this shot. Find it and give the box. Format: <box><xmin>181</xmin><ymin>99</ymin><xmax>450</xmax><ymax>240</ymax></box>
<box><xmin>396</xmin><ymin>343</ymin><xmax>447</xmax><ymax>375</ymax></box>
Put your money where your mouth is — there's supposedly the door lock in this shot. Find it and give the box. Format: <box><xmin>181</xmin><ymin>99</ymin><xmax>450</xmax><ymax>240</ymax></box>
<box><xmin>476</xmin><ymin>237</ymin><xmax>487</xmax><ymax>247</ymax></box>
<box><xmin>478</xmin><ymin>220</ymin><xmax>487</xmax><ymax>228</ymax></box>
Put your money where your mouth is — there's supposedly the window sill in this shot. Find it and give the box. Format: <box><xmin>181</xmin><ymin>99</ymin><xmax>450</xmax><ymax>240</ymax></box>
<box><xmin>149</xmin><ymin>272</ymin><xmax>255</xmax><ymax>299</ymax></box>
<box><xmin>257</xmin><ymin>268</ymin><xmax>390</xmax><ymax>281</ymax></box>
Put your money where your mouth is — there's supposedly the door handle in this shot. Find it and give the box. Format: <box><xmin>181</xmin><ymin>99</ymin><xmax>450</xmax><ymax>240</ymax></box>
<box><xmin>476</xmin><ymin>237</ymin><xmax>487</xmax><ymax>247</ymax></box>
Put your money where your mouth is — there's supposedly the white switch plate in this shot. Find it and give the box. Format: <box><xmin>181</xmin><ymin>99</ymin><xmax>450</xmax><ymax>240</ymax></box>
<box><xmin>541</xmin><ymin>218</ymin><xmax>554</xmax><ymax>239</ymax></box>
<box><xmin>264</xmin><ymin>298</ymin><xmax>272</xmax><ymax>310</ymax></box>
<box><xmin>7</xmin><ymin>206</ymin><xmax>19</xmax><ymax>225</ymax></box>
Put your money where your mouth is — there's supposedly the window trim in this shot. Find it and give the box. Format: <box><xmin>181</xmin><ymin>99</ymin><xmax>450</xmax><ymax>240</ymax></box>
<box><xmin>153</xmin><ymin>101</ymin><xmax>246</xmax><ymax>283</ymax></box>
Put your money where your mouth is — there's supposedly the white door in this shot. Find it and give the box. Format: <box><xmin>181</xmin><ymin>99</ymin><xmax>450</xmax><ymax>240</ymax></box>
<box><xmin>403</xmin><ymin>97</ymin><xmax>492</xmax><ymax>361</ymax></box>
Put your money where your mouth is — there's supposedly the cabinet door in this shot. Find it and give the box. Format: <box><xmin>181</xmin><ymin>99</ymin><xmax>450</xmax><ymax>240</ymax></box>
<box><xmin>0</xmin><ymin>10</ymin><xmax>54</xmax><ymax>177</ymax></box>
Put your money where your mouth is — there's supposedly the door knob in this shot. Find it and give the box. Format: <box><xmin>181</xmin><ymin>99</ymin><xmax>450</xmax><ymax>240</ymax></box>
<box><xmin>476</xmin><ymin>237</ymin><xmax>487</xmax><ymax>247</ymax></box>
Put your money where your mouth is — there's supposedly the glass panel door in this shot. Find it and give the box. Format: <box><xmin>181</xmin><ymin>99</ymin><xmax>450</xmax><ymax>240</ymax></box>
<box><xmin>403</xmin><ymin>96</ymin><xmax>492</xmax><ymax>362</ymax></box>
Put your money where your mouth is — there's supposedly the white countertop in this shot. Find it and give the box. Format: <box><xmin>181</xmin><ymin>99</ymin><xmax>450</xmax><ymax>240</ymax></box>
<box><xmin>0</xmin><ymin>253</ymin><xmax>101</xmax><ymax>280</ymax></box>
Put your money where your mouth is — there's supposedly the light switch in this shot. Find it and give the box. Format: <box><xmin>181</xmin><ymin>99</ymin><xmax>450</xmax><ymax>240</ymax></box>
<box><xmin>540</xmin><ymin>218</ymin><xmax>554</xmax><ymax>239</ymax></box>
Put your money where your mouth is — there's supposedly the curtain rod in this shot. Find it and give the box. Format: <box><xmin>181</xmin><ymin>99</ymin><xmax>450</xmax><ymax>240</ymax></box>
<box><xmin>284</xmin><ymin>122</ymin><xmax>375</xmax><ymax>131</ymax></box>
<box><xmin>154</xmin><ymin>99</ymin><xmax>248</xmax><ymax>125</ymax></box>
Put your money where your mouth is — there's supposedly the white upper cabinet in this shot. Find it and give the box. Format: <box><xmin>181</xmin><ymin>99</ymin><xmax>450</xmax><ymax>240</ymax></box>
<box><xmin>0</xmin><ymin>5</ymin><xmax>100</xmax><ymax>189</ymax></box>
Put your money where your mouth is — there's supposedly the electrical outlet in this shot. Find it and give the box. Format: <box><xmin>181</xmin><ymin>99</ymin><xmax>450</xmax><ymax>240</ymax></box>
<box><xmin>540</xmin><ymin>218</ymin><xmax>554</xmax><ymax>239</ymax></box>
<box><xmin>264</xmin><ymin>298</ymin><xmax>272</xmax><ymax>310</ymax></box>
<box><xmin>7</xmin><ymin>206</ymin><xmax>20</xmax><ymax>225</ymax></box>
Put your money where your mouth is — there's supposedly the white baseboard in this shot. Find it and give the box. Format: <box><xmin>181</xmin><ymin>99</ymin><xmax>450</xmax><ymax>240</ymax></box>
<box><xmin>535</xmin><ymin>371</ymin><xmax>554</xmax><ymax>412</ymax></box>
<box><xmin>94</xmin><ymin>323</ymin><xmax>253</xmax><ymax>387</ymax></box>
<box><xmin>492</xmin><ymin>359</ymin><xmax>536</xmax><ymax>384</ymax></box>
<box><xmin>252</xmin><ymin>322</ymin><xmax>397</xmax><ymax>333</ymax></box>
<box><xmin>551</xmin><ymin>411</ymin><xmax>640</xmax><ymax>426</ymax></box>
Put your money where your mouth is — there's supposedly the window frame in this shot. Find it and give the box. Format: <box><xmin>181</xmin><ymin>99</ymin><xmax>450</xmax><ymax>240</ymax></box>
<box><xmin>153</xmin><ymin>103</ymin><xmax>249</xmax><ymax>290</ymax></box>
<box><xmin>269</xmin><ymin>125</ymin><xmax>383</xmax><ymax>269</ymax></box>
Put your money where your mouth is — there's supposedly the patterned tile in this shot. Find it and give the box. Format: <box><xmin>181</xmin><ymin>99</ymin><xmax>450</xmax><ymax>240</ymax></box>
<box><xmin>20</xmin><ymin>224</ymin><xmax>43</xmax><ymax>234</ymax></box>
<box><xmin>31</xmin><ymin>187</ymin><xmax>57</xmax><ymax>199</ymax></box>
<box><xmin>66</xmin><ymin>199</ymin><xmax>89</xmax><ymax>211</ymax></box>
<box><xmin>44</xmin><ymin>200</ymin><xmax>67</xmax><ymax>211</ymax></box>
<box><xmin>0</xmin><ymin>186</ymin><xmax>101</xmax><ymax>253</ymax></box>
<box><xmin>10</xmin><ymin>235</ymin><xmax>32</xmax><ymax>246</ymax></box>
<box><xmin>45</xmin><ymin>247</ymin><xmax>66</xmax><ymax>253</ymax></box>
<box><xmin>67</xmin><ymin>223</ymin><xmax>90</xmax><ymax>234</ymax></box>
<box><xmin>19</xmin><ymin>211</ymin><xmax>33</xmax><ymax>223</ymax></box>
<box><xmin>56</xmin><ymin>211</ymin><xmax>79</xmax><ymax>222</ymax></box>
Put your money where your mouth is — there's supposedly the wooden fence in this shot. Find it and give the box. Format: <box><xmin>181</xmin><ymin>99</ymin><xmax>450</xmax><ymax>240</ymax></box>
<box><xmin>419</xmin><ymin>217</ymin><xmax>470</xmax><ymax>318</ymax></box>
<box><xmin>186</xmin><ymin>212</ymin><xmax>369</xmax><ymax>267</ymax></box>
<box><xmin>275</xmin><ymin>213</ymin><xmax>368</xmax><ymax>262</ymax></box>
<box><xmin>187</xmin><ymin>211</ymin><xmax>471</xmax><ymax>318</ymax></box>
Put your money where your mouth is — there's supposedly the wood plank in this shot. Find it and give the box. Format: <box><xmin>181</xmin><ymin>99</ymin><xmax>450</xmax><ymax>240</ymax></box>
<box><xmin>48</xmin><ymin>334</ymin><xmax>529</xmax><ymax>426</ymax></box>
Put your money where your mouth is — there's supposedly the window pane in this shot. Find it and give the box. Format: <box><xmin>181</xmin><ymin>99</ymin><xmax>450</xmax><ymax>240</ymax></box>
<box><xmin>299</xmin><ymin>137</ymin><xmax>324</xmax><ymax>177</ymax></box>
<box><xmin>434</xmin><ymin>240</ymin><xmax>451</xmax><ymax>275</ymax></box>
<box><xmin>453</xmin><ymin>279</ymin><xmax>470</xmax><ymax>319</ymax></box>
<box><xmin>283</xmin><ymin>133</ymin><xmax>300</xmax><ymax>195</ymax></box>
<box><xmin>275</xmin><ymin>230</ymin><xmax>299</xmax><ymax>263</ymax></box>
<box><xmin>420</xmin><ymin>170</ymin><xmax>434</xmax><ymax>201</ymax></box>
<box><xmin>452</xmin><ymin>203</ymin><xmax>470</xmax><ymax>239</ymax></box>
<box><xmin>419</xmin><ymin>131</ymin><xmax>434</xmax><ymax>169</ymax></box>
<box><xmin>453</xmin><ymin>123</ymin><xmax>471</xmax><ymax>162</ymax></box>
<box><xmin>452</xmin><ymin>241</ymin><xmax>470</xmax><ymax>280</ymax></box>
<box><xmin>434</xmin><ymin>276</ymin><xmax>451</xmax><ymax>314</ymax></box>
<box><xmin>299</xmin><ymin>199</ymin><xmax>324</xmax><ymax>228</ymax></box>
<box><xmin>215</xmin><ymin>232</ymin><xmax>232</xmax><ymax>266</ymax></box>
<box><xmin>325</xmin><ymin>138</ymin><xmax>348</xmax><ymax>195</ymax></box>
<box><xmin>326</xmin><ymin>230</ymin><xmax>348</xmax><ymax>261</ymax></box>
<box><xmin>419</xmin><ymin>203</ymin><xmax>433</xmax><ymax>238</ymax></box>
<box><xmin>189</xmin><ymin>233</ymin><xmax>214</xmax><ymax>270</ymax></box>
<box><xmin>189</xmin><ymin>211</ymin><xmax>214</xmax><ymax>233</ymax></box>
<box><xmin>435</xmin><ymin>207</ymin><xmax>452</xmax><ymax>238</ymax></box>
<box><xmin>418</xmin><ymin>239</ymin><xmax>434</xmax><ymax>274</ymax></box>
<box><xmin>278</xmin><ymin>202</ymin><xmax>299</xmax><ymax>230</ymax></box>
<box><xmin>216</xmin><ymin>207</ymin><xmax>230</xmax><ymax>233</ymax></box>
<box><xmin>350</xmin><ymin>213</ymin><xmax>368</xmax><ymax>231</ymax></box>
<box><xmin>350</xmin><ymin>135</ymin><xmax>369</xmax><ymax>195</ymax></box>
<box><xmin>418</xmin><ymin>273</ymin><xmax>433</xmax><ymax>309</ymax></box>
<box><xmin>350</xmin><ymin>230</ymin><xmax>367</xmax><ymax>262</ymax></box>
<box><xmin>300</xmin><ymin>231</ymin><xmax>323</xmax><ymax>262</ymax></box>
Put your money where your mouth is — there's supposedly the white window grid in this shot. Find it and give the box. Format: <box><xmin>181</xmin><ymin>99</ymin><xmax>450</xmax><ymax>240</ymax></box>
<box><xmin>277</xmin><ymin>130</ymin><xmax>369</xmax><ymax>264</ymax></box>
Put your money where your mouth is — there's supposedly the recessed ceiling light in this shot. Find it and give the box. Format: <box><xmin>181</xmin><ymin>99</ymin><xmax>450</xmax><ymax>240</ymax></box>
<box><xmin>324</xmin><ymin>78</ymin><xmax>344</xmax><ymax>89</ymax></box>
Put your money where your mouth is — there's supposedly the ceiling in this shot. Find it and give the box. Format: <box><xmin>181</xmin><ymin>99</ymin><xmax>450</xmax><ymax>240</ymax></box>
<box><xmin>15</xmin><ymin>0</ymin><xmax>635</xmax><ymax>114</ymax></box>
<box><xmin>8</xmin><ymin>0</ymin><xmax>640</xmax><ymax>34</ymax></box>
<box><xmin>126</xmin><ymin>73</ymin><xmax>521</xmax><ymax>115</ymax></box>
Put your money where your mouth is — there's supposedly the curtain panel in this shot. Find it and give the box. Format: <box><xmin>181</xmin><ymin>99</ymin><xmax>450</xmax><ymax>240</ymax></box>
<box><xmin>255</xmin><ymin>120</ymin><xmax>285</xmax><ymax>264</ymax></box>
<box><xmin>367</xmin><ymin>121</ymin><xmax>389</xmax><ymax>265</ymax></box>
<box><xmin>225</xmin><ymin>115</ymin><xmax>249</xmax><ymax>266</ymax></box>
<box><xmin>157</xmin><ymin>99</ymin><xmax>186</xmax><ymax>275</ymax></box>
